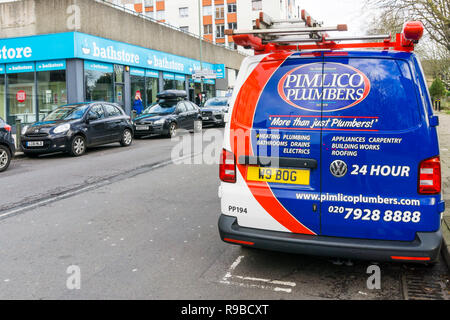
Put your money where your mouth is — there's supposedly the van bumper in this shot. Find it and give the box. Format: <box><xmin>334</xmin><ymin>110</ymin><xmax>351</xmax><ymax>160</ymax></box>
<box><xmin>218</xmin><ymin>214</ymin><xmax>442</xmax><ymax>263</ymax></box>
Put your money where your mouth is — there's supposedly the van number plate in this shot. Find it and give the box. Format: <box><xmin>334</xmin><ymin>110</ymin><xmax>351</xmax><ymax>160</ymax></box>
<box><xmin>247</xmin><ymin>167</ymin><xmax>310</xmax><ymax>185</ymax></box>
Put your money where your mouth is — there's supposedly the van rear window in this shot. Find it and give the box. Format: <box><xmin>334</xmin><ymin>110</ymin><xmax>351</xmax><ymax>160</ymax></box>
<box><xmin>337</xmin><ymin>58</ymin><xmax>421</xmax><ymax>131</ymax></box>
<box><xmin>236</xmin><ymin>57</ymin><xmax>422</xmax><ymax>132</ymax></box>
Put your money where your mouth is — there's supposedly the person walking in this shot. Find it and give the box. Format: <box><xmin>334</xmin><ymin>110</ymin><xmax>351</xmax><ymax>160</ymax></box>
<box><xmin>132</xmin><ymin>92</ymin><xmax>144</xmax><ymax>116</ymax></box>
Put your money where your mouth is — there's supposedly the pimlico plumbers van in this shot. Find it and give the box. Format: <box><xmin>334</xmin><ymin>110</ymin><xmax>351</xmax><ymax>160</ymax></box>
<box><xmin>218</xmin><ymin>16</ymin><xmax>444</xmax><ymax>263</ymax></box>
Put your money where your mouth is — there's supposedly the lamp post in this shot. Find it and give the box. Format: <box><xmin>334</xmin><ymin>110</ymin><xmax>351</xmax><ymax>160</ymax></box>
<box><xmin>198</xmin><ymin>0</ymin><xmax>204</xmax><ymax>101</ymax></box>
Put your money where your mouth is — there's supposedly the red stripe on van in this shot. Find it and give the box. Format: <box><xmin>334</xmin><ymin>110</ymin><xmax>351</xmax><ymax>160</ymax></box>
<box><xmin>229</xmin><ymin>53</ymin><xmax>316</xmax><ymax>235</ymax></box>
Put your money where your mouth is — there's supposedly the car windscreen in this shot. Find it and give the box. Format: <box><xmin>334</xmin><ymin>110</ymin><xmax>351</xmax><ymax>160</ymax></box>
<box><xmin>143</xmin><ymin>100</ymin><xmax>177</xmax><ymax>114</ymax></box>
<box><xmin>44</xmin><ymin>105</ymin><xmax>90</xmax><ymax>121</ymax></box>
<box><xmin>204</xmin><ymin>98</ymin><xmax>228</xmax><ymax>107</ymax></box>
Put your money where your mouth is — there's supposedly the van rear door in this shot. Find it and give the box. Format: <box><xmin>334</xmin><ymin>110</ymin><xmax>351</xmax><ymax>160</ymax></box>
<box><xmin>231</xmin><ymin>52</ymin><xmax>324</xmax><ymax>235</ymax></box>
<box><xmin>319</xmin><ymin>53</ymin><xmax>441</xmax><ymax>241</ymax></box>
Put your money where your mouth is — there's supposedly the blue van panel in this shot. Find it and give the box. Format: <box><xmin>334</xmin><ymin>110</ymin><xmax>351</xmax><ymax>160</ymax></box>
<box><xmin>246</xmin><ymin>51</ymin><xmax>441</xmax><ymax>241</ymax></box>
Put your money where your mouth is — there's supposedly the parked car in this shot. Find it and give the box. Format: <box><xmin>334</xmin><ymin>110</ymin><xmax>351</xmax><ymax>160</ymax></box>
<box><xmin>0</xmin><ymin>117</ymin><xmax>15</xmax><ymax>172</ymax></box>
<box><xmin>201</xmin><ymin>97</ymin><xmax>229</xmax><ymax>127</ymax></box>
<box><xmin>133</xmin><ymin>90</ymin><xmax>202</xmax><ymax>138</ymax></box>
<box><xmin>21</xmin><ymin>102</ymin><xmax>133</xmax><ymax>157</ymax></box>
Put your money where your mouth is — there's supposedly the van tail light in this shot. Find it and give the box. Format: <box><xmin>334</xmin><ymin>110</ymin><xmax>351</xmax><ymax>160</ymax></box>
<box><xmin>3</xmin><ymin>124</ymin><xmax>11</xmax><ymax>132</ymax></box>
<box><xmin>418</xmin><ymin>156</ymin><xmax>441</xmax><ymax>194</ymax></box>
<box><xmin>220</xmin><ymin>148</ymin><xmax>236</xmax><ymax>183</ymax></box>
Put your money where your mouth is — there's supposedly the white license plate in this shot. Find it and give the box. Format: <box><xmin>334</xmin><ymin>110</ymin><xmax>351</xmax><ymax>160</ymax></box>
<box><xmin>202</xmin><ymin>117</ymin><xmax>209</xmax><ymax>120</ymax></box>
<box><xmin>136</xmin><ymin>125</ymin><xmax>149</xmax><ymax>130</ymax></box>
<box><xmin>27</xmin><ymin>141</ymin><xmax>43</xmax><ymax>147</ymax></box>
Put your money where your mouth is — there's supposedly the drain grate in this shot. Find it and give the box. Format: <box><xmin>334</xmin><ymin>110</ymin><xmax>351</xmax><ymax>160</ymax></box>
<box><xmin>402</xmin><ymin>274</ymin><xmax>446</xmax><ymax>300</ymax></box>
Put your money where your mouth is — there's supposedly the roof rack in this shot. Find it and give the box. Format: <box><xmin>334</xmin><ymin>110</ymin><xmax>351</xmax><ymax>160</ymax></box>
<box><xmin>225</xmin><ymin>11</ymin><xmax>424</xmax><ymax>55</ymax></box>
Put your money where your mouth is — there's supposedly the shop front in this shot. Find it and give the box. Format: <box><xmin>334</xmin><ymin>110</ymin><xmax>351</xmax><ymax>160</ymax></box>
<box><xmin>0</xmin><ymin>32</ymin><xmax>224</xmax><ymax>127</ymax></box>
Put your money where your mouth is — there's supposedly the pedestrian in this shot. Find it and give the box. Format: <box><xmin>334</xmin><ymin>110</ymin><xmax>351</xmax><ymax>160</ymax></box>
<box><xmin>195</xmin><ymin>94</ymin><xmax>201</xmax><ymax>106</ymax></box>
<box><xmin>133</xmin><ymin>92</ymin><xmax>144</xmax><ymax>115</ymax></box>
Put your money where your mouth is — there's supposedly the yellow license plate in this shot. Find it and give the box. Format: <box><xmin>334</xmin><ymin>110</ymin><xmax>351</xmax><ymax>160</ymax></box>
<box><xmin>247</xmin><ymin>166</ymin><xmax>310</xmax><ymax>185</ymax></box>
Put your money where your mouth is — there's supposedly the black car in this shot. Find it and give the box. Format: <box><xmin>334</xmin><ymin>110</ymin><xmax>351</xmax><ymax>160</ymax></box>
<box><xmin>201</xmin><ymin>97</ymin><xmax>229</xmax><ymax>127</ymax></box>
<box><xmin>133</xmin><ymin>90</ymin><xmax>202</xmax><ymax>138</ymax></box>
<box><xmin>21</xmin><ymin>102</ymin><xmax>133</xmax><ymax>157</ymax></box>
<box><xmin>0</xmin><ymin>117</ymin><xmax>15</xmax><ymax>172</ymax></box>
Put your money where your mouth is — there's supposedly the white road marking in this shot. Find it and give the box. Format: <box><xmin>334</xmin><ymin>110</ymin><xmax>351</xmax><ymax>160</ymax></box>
<box><xmin>220</xmin><ymin>255</ymin><xmax>295</xmax><ymax>293</ymax></box>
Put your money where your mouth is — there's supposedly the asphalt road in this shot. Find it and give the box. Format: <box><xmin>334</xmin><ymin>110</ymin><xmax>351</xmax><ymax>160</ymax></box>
<box><xmin>0</xmin><ymin>129</ymin><xmax>448</xmax><ymax>299</ymax></box>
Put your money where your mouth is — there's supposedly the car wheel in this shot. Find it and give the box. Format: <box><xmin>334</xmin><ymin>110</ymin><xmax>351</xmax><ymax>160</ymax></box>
<box><xmin>69</xmin><ymin>135</ymin><xmax>86</xmax><ymax>157</ymax></box>
<box><xmin>0</xmin><ymin>146</ymin><xmax>11</xmax><ymax>172</ymax></box>
<box><xmin>167</xmin><ymin>122</ymin><xmax>177</xmax><ymax>138</ymax></box>
<box><xmin>120</xmin><ymin>129</ymin><xmax>133</xmax><ymax>147</ymax></box>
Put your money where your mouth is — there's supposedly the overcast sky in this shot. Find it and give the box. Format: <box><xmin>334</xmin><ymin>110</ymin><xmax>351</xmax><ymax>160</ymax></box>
<box><xmin>298</xmin><ymin>0</ymin><xmax>377</xmax><ymax>36</ymax></box>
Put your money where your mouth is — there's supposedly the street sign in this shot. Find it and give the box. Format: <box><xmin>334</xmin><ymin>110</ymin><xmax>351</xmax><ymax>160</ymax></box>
<box><xmin>193</xmin><ymin>69</ymin><xmax>217</xmax><ymax>79</ymax></box>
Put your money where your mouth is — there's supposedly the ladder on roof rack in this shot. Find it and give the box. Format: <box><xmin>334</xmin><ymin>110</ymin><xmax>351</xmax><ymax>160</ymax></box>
<box><xmin>225</xmin><ymin>10</ymin><xmax>424</xmax><ymax>54</ymax></box>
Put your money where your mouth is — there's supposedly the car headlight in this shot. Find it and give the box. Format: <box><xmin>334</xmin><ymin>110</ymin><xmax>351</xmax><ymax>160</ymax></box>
<box><xmin>21</xmin><ymin>125</ymin><xmax>29</xmax><ymax>135</ymax></box>
<box><xmin>154</xmin><ymin>119</ymin><xmax>165</xmax><ymax>125</ymax></box>
<box><xmin>53</xmin><ymin>123</ymin><xmax>71</xmax><ymax>134</ymax></box>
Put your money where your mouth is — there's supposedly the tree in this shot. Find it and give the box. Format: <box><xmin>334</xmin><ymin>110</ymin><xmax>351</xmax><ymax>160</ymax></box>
<box><xmin>365</xmin><ymin>0</ymin><xmax>449</xmax><ymax>52</ymax></box>
<box><xmin>429</xmin><ymin>77</ymin><xmax>446</xmax><ymax>100</ymax></box>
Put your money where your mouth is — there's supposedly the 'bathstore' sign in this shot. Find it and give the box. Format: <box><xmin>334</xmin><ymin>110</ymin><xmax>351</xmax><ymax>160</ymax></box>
<box><xmin>76</xmin><ymin>33</ymin><xmax>209</xmax><ymax>75</ymax></box>
<box><xmin>0</xmin><ymin>32</ymin><xmax>223</xmax><ymax>77</ymax></box>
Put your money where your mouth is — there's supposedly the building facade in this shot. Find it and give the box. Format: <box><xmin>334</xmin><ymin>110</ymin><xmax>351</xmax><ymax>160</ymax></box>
<box><xmin>116</xmin><ymin>0</ymin><xmax>301</xmax><ymax>50</ymax></box>
<box><xmin>0</xmin><ymin>32</ymin><xmax>224</xmax><ymax>125</ymax></box>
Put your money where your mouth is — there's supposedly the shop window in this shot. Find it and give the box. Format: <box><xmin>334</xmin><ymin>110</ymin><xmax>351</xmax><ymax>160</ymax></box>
<box><xmin>85</xmin><ymin>69</ymin><xmax>114</xmax><ymax>103</ymax></box>
<box><xmin>37</xmin><ymin>70</ymin><xmax>67</xmax><ymax>120</ymax></box>
<box><xmin>0</xmin><ymin>75</ymin><xmax>5</xmax><ymax>120</ymax></box>
<box><xmin>176</xmin><ymin>80</ymin><xmax>185</xmax><ymax>91</ymax></box>
<box><xmin>131</xmin><ymin>75</ymin><xmax>146</xmax><ymax>107</ymax></box>
<box><xmin>205</xmin><ymin>83</ymin><xmax>216</xmax><ymax>100</ymax></box>
<box><xmin>163</xmin><ymin>79</ymin><xmax>176</xmax><ymax>90</ymax></box>
<box><xmin>114</xmin><ymin>65</ymin><xmax>124</xmax><ymax>84</ymax></box>
<box><xmin>7</xmin><ymin>72</ymin><xmax>36</xmax><ymax>124</ymax></box>
<box><xmin>146</xmin><ymin>77</ymin><xmax>159</xmax><ymax>107</ymax></box>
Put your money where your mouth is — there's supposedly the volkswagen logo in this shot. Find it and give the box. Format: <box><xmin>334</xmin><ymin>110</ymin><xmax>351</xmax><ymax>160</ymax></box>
<box><xmin>330</xmin><ymin>160</ymin><xmax>347</xmax><ymax>178</ymax></box>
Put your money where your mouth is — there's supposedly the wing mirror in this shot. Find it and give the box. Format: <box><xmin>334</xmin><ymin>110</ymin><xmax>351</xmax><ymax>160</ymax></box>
<box><xmin>86</xmin><ymin>114</ymin><xmax>98</xmax><ymax>124</ymax></box>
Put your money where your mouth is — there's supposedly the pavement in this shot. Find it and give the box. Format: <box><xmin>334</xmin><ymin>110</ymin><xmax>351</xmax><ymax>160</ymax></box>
<box><xmin>436</xmin><ymin>111</ymin><xmax>450</xmax><ymax>269</ymax></box>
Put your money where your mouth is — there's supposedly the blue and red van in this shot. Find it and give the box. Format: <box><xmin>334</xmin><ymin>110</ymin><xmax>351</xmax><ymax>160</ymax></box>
<box><xmin>218</xmin><ymin>19</ymin><xmax>444</xmax><ymax>263</ymax></box>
